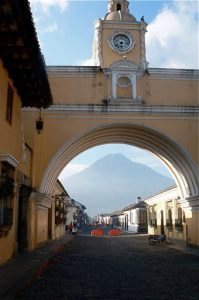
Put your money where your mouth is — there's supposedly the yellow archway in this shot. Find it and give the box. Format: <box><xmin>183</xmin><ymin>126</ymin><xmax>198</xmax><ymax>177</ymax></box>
<box><xmin>39</xmin><ymin>123</ymin><xmax>198</xmax><ymax>200</ymax></box>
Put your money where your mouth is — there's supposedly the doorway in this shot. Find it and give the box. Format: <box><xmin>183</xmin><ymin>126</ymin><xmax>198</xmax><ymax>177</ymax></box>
<box><xmin>17</xmin><ymin>185</ymin><xmax>29</xmax><ymax>251</ymax></box>
<box><xmin>160</xmin><ymin>210</ymin><xmax>164</xmax><ymax>234</ymax></box>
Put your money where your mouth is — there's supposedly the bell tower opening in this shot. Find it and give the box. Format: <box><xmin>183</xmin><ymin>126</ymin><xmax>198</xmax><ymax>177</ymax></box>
<box><xmin>117</xmin><ymin>4</ymin><xmax>121</xmax><ymax>11</ymax></box>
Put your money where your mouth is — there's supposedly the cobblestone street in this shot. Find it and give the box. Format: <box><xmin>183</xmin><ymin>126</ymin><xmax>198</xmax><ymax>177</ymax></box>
<box><xmin>15</xmin><ymin>232</ymin><xmax>199</xmax><ymax>300</ymax></box>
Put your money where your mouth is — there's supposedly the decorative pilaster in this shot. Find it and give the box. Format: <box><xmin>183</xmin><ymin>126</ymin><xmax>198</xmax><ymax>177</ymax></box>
<box><xmin>93</xmin><ymin>20</ymin><xmax>103</xmax><ymax>66</ymax></box>
<box><xmin>140</xmin><ymin>22</ymin><xmax>149</xmax><ymax>70</ymax></box>
<box><xmin>112</xmin><ymin>73</ymin><xmax>117</xmax><ymax>99</ymax></box>
<box><xmin>131</xmin><ymin>74</ymin><xmax>137</xmax><ymax>99</ymax></box>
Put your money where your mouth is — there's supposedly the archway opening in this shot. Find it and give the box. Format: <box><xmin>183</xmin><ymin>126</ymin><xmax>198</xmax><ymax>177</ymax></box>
<box><xmin>39</xmin><ymin>123</ymin><xmax>198</xmax><ymax>245</ymax></box>
<box><xmin>58</xmin><ymin>143</ymin><xmax>175</xmax><ymax>218</ymax></box>
<box><xmin>40</xmin><ymin>123</ymin><xmax>198</xmax><ymax>201</ymax></box>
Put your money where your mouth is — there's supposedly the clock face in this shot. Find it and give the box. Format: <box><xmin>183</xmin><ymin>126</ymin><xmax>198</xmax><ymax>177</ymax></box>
<box><xmin>112</xmin><ymin>34</ymin><xmax>131</xmax><ymax>51</ymax></box>
<box><xmin>108</xmin><ymin>31</ymin><xmax>135</xmax><ymax>54</ymax></box>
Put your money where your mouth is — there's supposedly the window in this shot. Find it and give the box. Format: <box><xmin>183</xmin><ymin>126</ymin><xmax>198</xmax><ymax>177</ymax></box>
<box><xmin>6</xmin><ymin>84</ymin><xmax>14</xmax><ymax>124</ymax></box>
<box><xmin>117</xmin><ymin>4</ymin><xmax>121</xmax><ymax>11</ymax></box>
<box><xmin>152</xmin><ymin>211</ymin><xmax>157</xmax><ymax>227</ymax></box>
<box><xmin>117</xmin><ymin>76</ymin><xmax>131</xmax><ymax>87</ymax></box>
<box><xmin>175</xmin><ymin>207</ymin><xmax>183</xmax><ymax>231</ymax></box>
<box><xmin>166</xmin><ymin>208</ymin><xmax>173</xmax><ymax>229</ymax></box>
<box><xmin>178</xmin><ymin>207</ymin><xmax>182</xmax><ymax>220</ymax></box>
<box><xmin>0</xmin><ymin>162</ymin><xmax>15</xmax><ymax>227</ymax></box>
<box><xmin>168</xmin><ymin>209</ymin><xmax>172</xmax><ymax>221</ymax></box>
<box><xmin>129</xmin><ymin>210</ymin><xmax>133</xmax><ymax>223</ymax></box>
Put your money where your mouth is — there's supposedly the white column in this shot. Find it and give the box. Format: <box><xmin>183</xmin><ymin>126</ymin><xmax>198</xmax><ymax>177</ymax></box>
<box><xmin>140</xmin><ymin>25</ymin><xmax>149</xmax><ymax>70</ymax></box>
<box><xmin>112</xmin><ymin>73</ymin><xmax>117</xmax><ymax>99</ymax></box>
<box><xmin>132</xmin><ymin>74</ymin><xmax>137</xmax><ymax>100</ymax></box>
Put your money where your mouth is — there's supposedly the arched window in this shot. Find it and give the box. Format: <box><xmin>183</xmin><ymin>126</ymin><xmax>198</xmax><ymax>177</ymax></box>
<box><xmin>175</xmin><ymin>207</ymin><xmax>183</xmax><ymax>231</ymax></box>
<box><xmin>183</xmin><ymin>211</ymin><xmax>186</xmax><ymax>223</ymax></box>
<box><xmin>166</xmin><ymin>208</ymin><xmax>173</xmax><ymax>229</ymax></box>
<box><xmin>152</xmin><ymin>210</ymin><xmax>157</xmax><ymax>228</ymax></box>
<box><xmin>168</xmin><ymin>209</ymin><xmax>172</xmax><ymax>221</ymax></box>
<box><xmin>117</xmin><ymin>4</ymin><xmax>121</xmax><ymax>11</ymax></box>
<box><xmin>178</xmin><ymin>207</ymin><xmax>182</xmax><ymax>221</ymax></box>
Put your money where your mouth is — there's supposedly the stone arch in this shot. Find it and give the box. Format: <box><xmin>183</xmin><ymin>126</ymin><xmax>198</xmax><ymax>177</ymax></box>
<box><xmin>40</xmin><ymin>123</ymin><xmax>198</xmax><ymax>200</ymax></box>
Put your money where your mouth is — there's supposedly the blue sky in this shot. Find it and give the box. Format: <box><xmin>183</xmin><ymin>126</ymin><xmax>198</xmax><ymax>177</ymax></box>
<box><xmin>30</xmin><ymin>0</ymin><xmax>198</xmax><ymax>67</ymax></box>
<box><xmin>29</xmin><ymin>0</ymin><xmax>198</xmax><ymax>182</ymax></box>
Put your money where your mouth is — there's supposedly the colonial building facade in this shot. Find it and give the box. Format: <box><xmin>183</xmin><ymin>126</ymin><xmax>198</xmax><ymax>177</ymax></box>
<box><xmin>144</xmin><ymin>186</ymin><xmax>190</xmax><ymax>247</ymax></box>
<box><xmin>122</xmin><ymin>198</ymin><xmax>147</xmax><ymax>233</ymax></box>
<box><xmin>0</xmin><ymin>0</ymin><xmax>198</xmax><ymax>264</ymax></box>
<box><xmin>109</xmin><ymin>197</ymin><xmax>147</xmax><ymax>233</ymax></box>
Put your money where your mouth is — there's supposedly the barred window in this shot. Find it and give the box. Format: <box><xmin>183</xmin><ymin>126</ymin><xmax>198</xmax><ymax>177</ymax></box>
<box><xmin>0</xmin><ymin>162</ymin><xmax>15</xmax><ymax>226</ymax></box>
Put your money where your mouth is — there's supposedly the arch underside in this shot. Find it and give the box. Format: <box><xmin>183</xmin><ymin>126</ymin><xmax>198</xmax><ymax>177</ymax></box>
<box><xmin>40</xmin><ymin>123</ymin><xmax>198</xmax><ymax>199</ymax></box>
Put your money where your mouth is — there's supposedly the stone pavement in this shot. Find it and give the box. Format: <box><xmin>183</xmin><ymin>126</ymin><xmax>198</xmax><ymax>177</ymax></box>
<box><xmin>0</xmin><ymin>233</ymin><xmax>73</xmax><ymax>300</ymax></box>
<box><xmin>0</xmin><ymin>229</ymin><xmax>198</xmax><ymax>300</ymax></box>
<box><xmin>14</xmin><ymin>234</ymin><xmax>199</xmax><ymax>300</ymax></box>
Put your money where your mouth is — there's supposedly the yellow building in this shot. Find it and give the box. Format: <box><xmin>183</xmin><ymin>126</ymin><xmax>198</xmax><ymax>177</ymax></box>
<box><xmin>144</xmin><ymin>186</ymin><xmax>198</xmax><ymax>248</ymax></box>
<box><xmin>0</xmin><ymin>0</ymin><xmax>52</xmax><ymax>264</ymax></box>
<box><xmin>0</xmin><ymin>0</ymin><xmax>198</xmax><ymax>264</ymax></box>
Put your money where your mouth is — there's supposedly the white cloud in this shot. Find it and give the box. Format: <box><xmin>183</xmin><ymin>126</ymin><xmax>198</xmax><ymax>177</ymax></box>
<box><xmin>146</xmin><ymin>0</ymin><xmax>198</xmax><ymax>69</ymax></box>
<box><xmin>58</xmin><ymin>163</ymin><xmax>89</xmax><ymax>180</ymax></box>
<box><xmin>43</xmin><ymin>22</ymin><xmax>59</xmax><ymax>33</ymax></box>
<box><xmin>80</xmin><ymin>57</ymin><xmax>95</xmax><ymax>66</ymax></box>
<box><xmin>29</xmin><ymin>0</ymin><xmax>69</xmax><ymax>12</ymax></box>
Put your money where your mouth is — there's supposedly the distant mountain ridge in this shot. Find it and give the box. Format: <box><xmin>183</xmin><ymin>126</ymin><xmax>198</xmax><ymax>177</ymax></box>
<box><xmin>61</xmin><ymin>153</ymin><xmax>174</xmax><ymax>217</ymax></box>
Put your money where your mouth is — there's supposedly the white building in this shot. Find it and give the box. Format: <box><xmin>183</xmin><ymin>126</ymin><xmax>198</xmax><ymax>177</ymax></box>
<box><xmin>110</xmin><ymin>197</ymin><xmax>147</xmax><ymax>233</ymax></box>
<box><xmin>96</xmin><ymin>213</ymin><xmax>112</xmax><ymax>225</ymax></box>
<box><xmin>122</xmin><ymin>198</ymin><xmax>147</xmax><ymax>233</ymax></box>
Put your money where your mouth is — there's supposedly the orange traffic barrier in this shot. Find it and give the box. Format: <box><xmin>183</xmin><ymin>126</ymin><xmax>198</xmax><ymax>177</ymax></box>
<box><xmin>91</xmin><ymin>229</ymin><xmax>104</xmax><ymax>237</ymax></box>
<box><xmin>108</xmin><ymin>229</ymin><xmax>121</xmax><ymax>236</ymax></box>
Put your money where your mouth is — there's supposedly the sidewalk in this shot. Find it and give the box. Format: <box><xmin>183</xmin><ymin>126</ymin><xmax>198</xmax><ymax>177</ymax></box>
<box><xmin>0</xmin><ymin>233</ymin><xmax>73</xmax><ymax>300</ymax></box>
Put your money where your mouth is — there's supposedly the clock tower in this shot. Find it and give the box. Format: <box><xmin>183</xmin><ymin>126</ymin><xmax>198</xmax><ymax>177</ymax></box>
<box><xmin>92</xmin><ymin>0</ymin><xmax>148</xmax><ymax>101</ymax></box>
<box><xmin>93</xmin><ymin>0</ymin><xmax>148</xmax><ymax>70</ymax></box>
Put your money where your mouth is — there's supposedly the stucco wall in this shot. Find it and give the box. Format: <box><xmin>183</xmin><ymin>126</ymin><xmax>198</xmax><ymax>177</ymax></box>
<box><xmin>47</xmin><ymin>68</ymin><xmax>198</xmax><ymax>107</ymax></box>
<box><xmin>36</xmin><ymin>209</ymin><xmax>48</xmax><ymax>244</ymax></box>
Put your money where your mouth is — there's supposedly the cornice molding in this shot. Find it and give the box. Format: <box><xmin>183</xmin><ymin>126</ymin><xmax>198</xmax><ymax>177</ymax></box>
<box><xmin>47</xmin><ymin>66</ymin><xmax>101</xmax><ymax>78</ymax></box>
<box><xmin>47</xmin><ymin>66</ymin><xmax>199</xmax><ymax>80</ymax></box>
<box><xmin>23</xmin><ymin>105</ymin><xmax>199</xmax><ymax>115</ymax></box>
<box><xmin>0</xmin><ymin>154</ymin><xmax>19</xmax><ymax>167</ymax></box>
<box><xmin>149</xmin><ymin>68</ymin><xmax>199</xmax><ymax>80</ymax></box>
